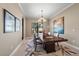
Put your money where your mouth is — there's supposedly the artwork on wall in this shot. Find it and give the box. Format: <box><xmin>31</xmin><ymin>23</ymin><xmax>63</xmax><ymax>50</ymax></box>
<box><xmin>53</xmin><ymin>17</ymin><xmax>64</xmax><ymax>34</ymax></box>
<box><xmin>32</xmin><ymin>23</ymin><xmax>38</xmax><ymax>34</ymax></box>
<box><xmin>3</xmin><ymin>9</ymin><xmax>21</xmax><ymax>33</ymax></box>
<box><xmin>16</xmin><ymin>18</ymin><xmax>21</xmax><ymax>32</ymax></box>
<box><xmin>32</xmin><ymin>22</ymin><xmax>43</xmax><ymax>34</ymax></box>
<box><xmin>4</xmin><ymin>9</ymin><xmax>15</xmax><ymax>33</ymax></box>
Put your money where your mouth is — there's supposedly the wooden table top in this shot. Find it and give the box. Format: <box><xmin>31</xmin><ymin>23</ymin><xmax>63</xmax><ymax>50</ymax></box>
<box><xmin>44</xmin><ymin>36</ymin><xmax>68</xmax><ymax>42</ymax></box>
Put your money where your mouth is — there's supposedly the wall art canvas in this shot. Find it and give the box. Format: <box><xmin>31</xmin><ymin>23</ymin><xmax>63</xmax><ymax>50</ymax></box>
<box><xmin>16</xmin><ymin>18</ymin><xmax>21</xmax><ymax>32</ymax></box>
<box><xmin>4</xmin><ymin>9</ymin><xmax>15</xmax><ymax>33</ymax></box>
<box><xmin>53</xmin><ymin>17</ymin><xmax>64</xmax><ymax>34</ymax></box>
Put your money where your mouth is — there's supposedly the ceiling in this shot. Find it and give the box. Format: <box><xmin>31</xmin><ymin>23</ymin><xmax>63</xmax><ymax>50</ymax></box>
<box><xmin>20</xmin><ymin>3</ymin><xmax>72</xmax><ymax>20</ymax></box>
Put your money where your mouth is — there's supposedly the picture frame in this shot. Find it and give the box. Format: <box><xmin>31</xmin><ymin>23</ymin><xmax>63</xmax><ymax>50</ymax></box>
<box><xmin>3</xmin><ymin>9</ymin><xmax>21</xmax><ymax>33</ymax></box>
<box><xmin>3</xmin><ymin>9</ymin><xmax>16</xmax><ymax>33</ymax></box>
<box><xmin>16</xmin><ymin>18</ymin><xmax>21</xmax><ymax>32</ymax></box>
<box><xmin>53</xmin><ymin>17</ymin><xmax>64</xmax><ymax>34</ymax></box>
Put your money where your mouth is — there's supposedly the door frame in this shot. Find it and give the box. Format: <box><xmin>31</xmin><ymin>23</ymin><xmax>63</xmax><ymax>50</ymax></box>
<box><xmin>22</xmin><ymin>17</ymin><xmax>24</xmax><ymax>40</ymax></box>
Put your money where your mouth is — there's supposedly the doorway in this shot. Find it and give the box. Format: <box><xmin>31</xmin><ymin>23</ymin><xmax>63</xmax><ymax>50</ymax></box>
<box><xmin>22</xmin><ymin>18</ymin><xmax>24</xmax><ymax>40</ymax></box>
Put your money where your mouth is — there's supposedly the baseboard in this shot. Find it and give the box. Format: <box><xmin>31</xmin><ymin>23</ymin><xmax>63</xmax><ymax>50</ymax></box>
<box><xmin>9</xmin><ymin>40</ymin><xmax>23</xmax><ymax>56</ymax></box>
<box><xmin>63</xmin><ymin>42</ymin><xmax>79</xmax><ymax>50</ymax></box>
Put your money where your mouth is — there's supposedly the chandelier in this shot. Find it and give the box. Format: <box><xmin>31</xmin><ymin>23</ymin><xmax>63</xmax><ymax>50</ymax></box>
<box><xmin>38</xmin><ymin>10</ymin><xmax>46</xmax><ymax>23</ymax></box>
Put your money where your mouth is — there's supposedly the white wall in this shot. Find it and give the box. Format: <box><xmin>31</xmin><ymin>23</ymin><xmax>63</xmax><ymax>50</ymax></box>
<box><xmin>0</xmin><ymin>3</ymin><xmax>23</xmax><ymax>55</ymax></box>
<box><xmin>26</xmin><ymin>18</ymin><xmax>49</xmax><ymax>37</ymax></box>
<box><xmin>26</xmin><ymin>18</ymin><xmax>33</xmax><ymax>37</ymax></box>
<box><xmin>49</xmin><ymin>4</ymin><xmax>79</xmax><ymax>47</ymax></box>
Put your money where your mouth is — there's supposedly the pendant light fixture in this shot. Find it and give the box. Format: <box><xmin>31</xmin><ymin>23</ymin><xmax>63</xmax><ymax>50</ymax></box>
<box><xmin>38</xmin><ymin>9</ymin><xmax>46</xmax><ymax>23</ymax></box>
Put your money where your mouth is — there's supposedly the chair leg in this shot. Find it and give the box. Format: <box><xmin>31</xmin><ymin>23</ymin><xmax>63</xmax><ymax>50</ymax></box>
<box><xmin>57</xmin><ymin>42</ymin><xmax>60</xmax><ymax>50</ymax></box>
<box><xmin>34</xmin><ymin>44</ymin><xmax>37</xmax><ymax>51</ymax></box>
<box><xmin>61</xmin><ymin>45</ymin><xmax>64</xmax><ymax>56</ymax></box>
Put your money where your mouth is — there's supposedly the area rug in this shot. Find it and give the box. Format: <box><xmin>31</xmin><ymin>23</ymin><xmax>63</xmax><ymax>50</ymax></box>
<box><xmin>31</xmin><ymin>45</ymin><xmax>78</xmax><ymax>56</ymax></box>
<box><xmin>31</xmin><ymin>48</ymin><xmax>64</xmax><ymax>56</ymax></box>
<box><xmin>24</xmin><ymin>38</ymin><xmax>78</xmax><ymax>56</ymax></box>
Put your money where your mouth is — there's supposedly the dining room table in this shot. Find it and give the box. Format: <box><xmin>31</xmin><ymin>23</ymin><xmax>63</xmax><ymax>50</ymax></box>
<box><xmin>43</xmin><ymin>35</ymin><xmax>68</xmax><ymax>53</ymax></box>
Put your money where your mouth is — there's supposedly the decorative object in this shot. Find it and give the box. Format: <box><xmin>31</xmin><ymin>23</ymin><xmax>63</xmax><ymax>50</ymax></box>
<box><xmin>38</xmin><ymin>10</ymin><xmax>46</xmax><ymax>26</ymax></box>
<box><xmin>32</xmin><ymin>23</ymin><xmax>38</xmax><ymax>34</ymax></box>
<box><xmin>16</xmin><ymin>18</ymin><xmax>21</xmax><ymax>32</ymax></box>
<box><xmin>53</xmin><ymin>17</ymin><xmax>64</xmax><ymax>36</ymax></box>
<box><xmin>37</xmin><ymin>10</ymin><xmax>47</xmax><ymax>33</ymax></box>
<box><xmin>3</xmin><ymin>9</ymin><xmax>21</xmax><ymax>33</ymax></box>
<box><xmin>32</xmin><ymin>10</ymin><xmax>46</xmax><ymax>38</ymax></box>
<box><xmin>4</xmin><ymin>9</ymin><xmax>15</xmax><ymax>33</ymax></box>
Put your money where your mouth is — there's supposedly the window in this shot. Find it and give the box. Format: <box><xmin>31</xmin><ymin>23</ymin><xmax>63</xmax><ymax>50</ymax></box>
<box><xmin>3</xmin><ymin>9</ymin><xmax>21</xmax><ymax>33</ymax></box>
<box><xmin>16</xmin><ymin>18</ymin><xmax>21</xmax><ymax>32</ymax></box>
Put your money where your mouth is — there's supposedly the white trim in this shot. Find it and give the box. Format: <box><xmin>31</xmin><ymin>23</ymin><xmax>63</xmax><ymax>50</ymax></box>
<box><xmin>18</xmin><ymin>3</ymin><xmax>25</xmax><ymax>16</ymax></box>
<box><xmin>50</xmin><ymin>3</ymin><xmax>75</xmax><ymax>19</ymax></box>
<box><xmin>63</xmin><ymin>42</ymin><xmax>79</xmax><ymax>50</ymax></box>
<box><xmin>9</xmin><ymin>41</ymin><xmax>23</xmax><ymax>56</ymax></box>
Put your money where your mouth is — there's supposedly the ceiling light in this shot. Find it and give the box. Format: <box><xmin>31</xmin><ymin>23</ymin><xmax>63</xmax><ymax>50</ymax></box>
<box><xmin>38</xmin><ymin>10</ymin><xmax>46</xmax><ymax>23</ymax></box>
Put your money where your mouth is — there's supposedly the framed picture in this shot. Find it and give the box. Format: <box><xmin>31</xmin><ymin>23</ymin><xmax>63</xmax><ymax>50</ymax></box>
<box><xmin>32</xmin><ymin>23</ymin><xmax>38</xmax><ymax>33</ymax></box>
<box><xmin>32</xmin><ymin>22</ymin><xmax>43</xmax><ymax>34</ymax></box>
<box><xmin>4</xmin><ymin>9</ymin><xmax>16</xmax><ymax>33</ymax></box>
<box><xmin>16</xmin><ymin>18</ymin><xmax>21</xmax><ymax>32</ymax></box>
<box><xmin>53</xmin><ymin>17</ymin><xmax>64</xmax><ymax>34</ymax></box>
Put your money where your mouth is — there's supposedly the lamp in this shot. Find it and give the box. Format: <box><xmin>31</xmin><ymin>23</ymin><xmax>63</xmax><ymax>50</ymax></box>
<box><xmin>37</xmin><ymin>10</ymin><xmax>47</xmax><ymax>33</ymax></box>
<box><xmin>38</xmin><ymin>10</ymin><xmax>46</xmax><ymax>23</ymax></box>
